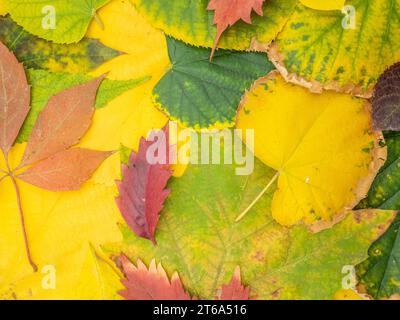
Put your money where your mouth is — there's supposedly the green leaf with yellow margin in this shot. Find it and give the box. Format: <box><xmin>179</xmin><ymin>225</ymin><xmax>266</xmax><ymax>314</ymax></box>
<box><xmin>236</xmin><ymin>74</ymin><xmax>385</xmax><ymax>228</ymax></box>
<box><xmin>0</xmin><ymin>16</ymin><xmax>120</xmax><ymax>73</ymax></box>
<box><xmin>106</xmin><ymin>142</ymin><xmax>394</xmax><ymax>299</ymax></box>
<box><xmin>269</xmin><ymin>0</ymin><xmax>400</xmax><ymax>97</ymax></box>
<box><xmin>4</xmin><ymin>0</ymin><xmax>110</xmax><ymax>43</ymax></box>
<box><xmin>356</xmin><ymin>132</ymin><xmax>400</xmax><ymax>299</ymax></box>
<box><xmin>154</xmin><ymin>36</ymin><xmax>274</xmax><ymax>128</ymax></box>
<box><xmin>133</xmin><ymin>0</ymin><xmax>298</xmax><ymax>51</ymax></box>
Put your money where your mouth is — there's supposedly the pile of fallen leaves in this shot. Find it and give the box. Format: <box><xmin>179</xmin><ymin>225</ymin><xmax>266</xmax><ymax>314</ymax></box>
<box><xmin>0</xmin><ymin>0</ymin><xmax>399</xmax><ymax>300</ymax></box>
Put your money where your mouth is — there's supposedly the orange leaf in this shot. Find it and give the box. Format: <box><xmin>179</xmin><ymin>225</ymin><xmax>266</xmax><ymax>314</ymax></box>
<box><xmin>17</xmin><ymin>148</ymin><xmax>112</xmax><ymax>191</ymax></box>
<box><xmin>207</xmin><ymin>0</ymin><xmax>266</xmax><ymax>60</ymax></box>
<box><xmin>119</xmin><ymin>255</ymin><xmax>192</xmax><ymax>300</ymax></box>
<box><xmin>20</xmin><ymin>76</ymin><xmax>105</xmax><ymax>166</ymax></box>
<box><xmin>218</xmin><ymin>266</ymin><xmax>250</xmax><ymax>300</ymax></box>
<box><xmin>0</xmin><ymin>41</ymin><xmax>30</xmax><ymax>155</ymax></box>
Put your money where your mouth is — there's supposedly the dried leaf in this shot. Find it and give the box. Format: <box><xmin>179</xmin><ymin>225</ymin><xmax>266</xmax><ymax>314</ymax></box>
<box><xmin>0</xmin><ymin>41</ymin><xmax>29</xmax><ymax>155</ymax></box>
<box><xmin>18</xmin><ymin>148</ymin><xmax>112</xmax><ymax>191</ymax></box>
<box><xmin>21</xmin><ymin>76</ymin><xmax>104</xmax><ymax>166</ymax></box>
<box><xmin>218</xmin><ymin>266</ymin><xmax>250</xmax><ymax>300</ymax></box>
<box><xmin>115</xmin><ymin>125</ymin><xmax>173</xmax><ymax>244</ymax></box>
<box><xmin>119</xmin><ymin>255</ymin><xmax>191</xmax><ymax>300</ymax></box>
<box><xmin>207</xmin><ymin>0</ymin><xmax>266</xmax><ymax>59</ymax></box>
<box><xmin>372</xmin><ymin>63</ymin><xmax>400</xmax><ymax>131</ymax></box>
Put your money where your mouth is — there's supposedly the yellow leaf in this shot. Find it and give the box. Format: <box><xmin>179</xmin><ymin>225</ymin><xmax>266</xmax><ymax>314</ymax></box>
<box><xmin>0</xmin><ymin>144</ymin><xmax>123</xmax><ymax>299</ymax></box>
<box><xmin>300</xmin><ymin>0</ymin><xmax>345</xmax><ymax>10</ymax></box>
<box><xmin>236</xmin><ymin>75</ymin><xmax>385</xmax><ymax>228</ymax></box>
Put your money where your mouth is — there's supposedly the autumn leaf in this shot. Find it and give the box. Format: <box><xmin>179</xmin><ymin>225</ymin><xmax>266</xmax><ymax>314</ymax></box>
<box><xmin>18</xmin><ymin>148</ymin><xmax>112</xmax><ymax>191</ymax></box>
<box><xmin>107</xmin><ymin>144</ymin><xmax>394</xmax><ymax>299</ymax></box>
<box><xmin>356</xmin><ymin>131</ymin><xmax>400</xmax><ymax>299</ymax></box>
<box><xmin>0</xmin><ymin>16</ymin><xmax>120</xmax><ymax>74</ymax></box>
<box><xmin>207</xmin><ymin>0</ymin><xmax>266</xmax><ymax>59</ymax></box>
<box><xmin>0</xmin><ymin>41</ymin><xmax>113</xmax><ymax>272</ymax></box>
<box><xmin>372</xmin><ymin>63</ymin><xmax>400</xmax><ymax>131</ymax></box>
<box><xmin>87</xmin><ymin>0</ymin><xmax>274</xmax><ymax>129</ymax></box>
<box><xmin>134</xmin><ymin>0</ymin><xmax>297</xmax><ymax>51</ymax></box>
<box><xmin>119</xmin><ymin>255</ymin><xmax>191</xmax><ymax>300</ymax></box>
<box><xmin>4</xmin><ymin>0</ymin><xmax>111</xmax><ymax>44</ymax></box>
<box><xmin>154</xmin><ymin>37</ymin><xmax>273</xmax><ymax>128</ymax></box>
<box><xmin>218</xmin><ymin>267</ymin><xmax>250</xmax><ymax>300</ymax></box>
<box><xmin>269</xmin><ymin>0</ymin><xmax>400</xmax><ymax>96</ymax></box>
<box><xmin>0</xmin><ymin>41</ymin><xmax>30</xmax><ymax>156</ymax></box>
<box><xmin>236</xmin><ymin>74</ymin><xmax>384</xmax><ymax>228</ymax></box>
<box><xmin>116</xmin><ymin>125</ymin><xmax>173</xmax><ymax>244</ymax></box>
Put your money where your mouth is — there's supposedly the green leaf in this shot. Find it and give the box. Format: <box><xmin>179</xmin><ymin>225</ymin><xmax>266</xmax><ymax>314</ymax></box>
<box><xmin>153</xmin><ymin>37</ymin><xmax>274</xmax><ymax>128</ymax></box>
<box><xmin>356</xmin><ymin>132</ymin><xmax>400</xmax><ymax>299</ymax></box>
<box><xmin>356</xmin><ymin>214</ymin><xmax>400</xmax><ymax>299</ymax></box>
<box><xmin>17</xmin><ymin>69</ymin><xmax>149</xmax><ymax>143</ymax></box>
<box><xmin>270</xmin><ymin>0</ymin><xmax>400</xmax><ymax>96</ymax></box>
<box><xmin>358</xmin><ymin>132</ymin><xmax>400</xmax><ymax>210</ymax></box>
<box><xmin>4</xmin><ymin>0</ymin><xmax>110</xmax><ymax>43</ymax></box>
<box><xmin>0</xmin><ymin>16</ymin><xmax>120</xmax><ymax>73</ymax></box>
<box><xmin>134</xmin><ymin>0</ymin><xmax>298</xmax><ymax>51</ymax></box>
<box><xmin>107</xmin><ymin>140</ymin><xmax>394</xmax><ymax>299</ymax></box>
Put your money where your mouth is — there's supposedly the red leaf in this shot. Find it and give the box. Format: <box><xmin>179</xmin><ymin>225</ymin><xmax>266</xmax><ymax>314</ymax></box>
<box><xmin>18</xmin><ymin>148</ymin><xmax>112</xmax><ymax>191</ymax></box>
<box><xmin>0</xmin><ymin>41</ymin><xmax>30</xmax><ymax>155</ymax></box>
<box><xmin>119</xmin><ymin>255</ymin><xmax>191</xmax><ymax>300</ymax></box>
<box><xmin>116</xmin><ymin>125</ymin><xmax>173</xmax><ymax>244</ymax></box>
<box><xmin>20</xmin><ymin>76</ymin><xmax>105</xmax><ymax>166</ymax></box>
<box><xmin>218</xmin><ymin>266</ymin><xmax>250</xmax><ymax>300</ymax></box>
<box><xmin>207</xmin><ymin>0</ymin><xmax>266</xmax><ymax>60</ymax></box>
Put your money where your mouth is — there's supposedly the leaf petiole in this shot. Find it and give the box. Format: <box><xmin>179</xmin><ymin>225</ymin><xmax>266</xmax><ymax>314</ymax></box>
<box><xmin>235</xmin><ymin>171</ymin><xmax>279</xmax><ymax>222</ymax></box>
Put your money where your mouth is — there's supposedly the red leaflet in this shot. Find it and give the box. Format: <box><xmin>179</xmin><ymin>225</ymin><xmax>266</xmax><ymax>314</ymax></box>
<box><xmin>207</xmin><ymin>0</ymin><xmax>266</xmax><ymax>60</ymax></box>
<box><xmin>0</xmin><ymin>41</ymin><xmax>30</xmax><ymax>155</ymax></box>
<box><xmin>116</xmin><ymin>125</ymin><xmax>173</xmax><ymax>244</ymax></box>
<box><xmin>218</xmin><ymin>266</ymin><xmax>250</xmax><ymax>300</ymax></box>
<box><xmin>119</xmin><ymin>255</ymin><xmax>191</xmax><ymax>300</ymax></box>
<box><xmin>18</xmin><ymin>148</ymin><xmax>112</xmax><ymax>191</ymax></box>
<box><xmin>20</xmin><ymin>76</ymin><xmax>104</xmax><ymax>166</ymax></box>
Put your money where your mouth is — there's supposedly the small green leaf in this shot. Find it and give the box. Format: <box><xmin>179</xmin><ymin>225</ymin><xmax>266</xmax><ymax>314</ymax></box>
<box><xmin>0</xmin><ymin>16</ymin><xmax>120</xmax><ymax>73</ymax></box>
<box><xmin>17</xmin><ymin>69</ymin><xmax>149</xmax><ymax>143</ymax></box>
<box><xmin>154</xmin><ymin>37</ymin><xmax>274</xmax><ymax>128</ymax></box>
<box><xmin>5</xmin><ymin>0</ymin><xmax>110</xmax><ymax>43</ymax></box>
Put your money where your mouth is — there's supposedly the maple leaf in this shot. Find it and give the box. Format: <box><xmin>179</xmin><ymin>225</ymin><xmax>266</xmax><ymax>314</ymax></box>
<box><xmin>115</xmin><ymin>124</ymin><xmax>173</xmax><ymax>244</ymax></box>
<box><xmin>218</xmin><ymin>266</ymin><xmax>250</xmax><ymax>300</ymax></box>
<box><xmin>207</xmin><ymin>0</ymin><xmax>266</xmax><ymax>60</ymax></box>
<box><xmin>119</xmin><ymin>255</ymin><xmax>191</xmax><ymax>300</ymax></box>
<box><xmin>0</xmin><ymin>41</ymin><xmax>112</xmax><ymax>271</ymax></box>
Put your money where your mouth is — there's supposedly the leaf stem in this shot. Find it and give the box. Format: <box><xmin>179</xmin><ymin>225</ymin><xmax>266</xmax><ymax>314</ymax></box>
<box><xmin>9</xmin><ymin>175</ymin><xmax>37</xmax><ymax>272</ymax></box>
<box><xmin>235</xmin><ymin>172</ymin><xmax>279</xmax><ymax>222</ymax></box>
<box><xmin>3</xmin><ymin>152</ymin><xmax>37</xmax><ymax>273</ymax></box>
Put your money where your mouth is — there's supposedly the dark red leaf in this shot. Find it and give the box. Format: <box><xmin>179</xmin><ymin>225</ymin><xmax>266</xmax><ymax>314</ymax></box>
<box><xmin>116</xmin><ymin>124</ymin><xmax>173</xmax><ymax>244</ymax></box>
